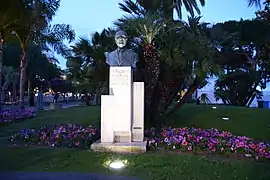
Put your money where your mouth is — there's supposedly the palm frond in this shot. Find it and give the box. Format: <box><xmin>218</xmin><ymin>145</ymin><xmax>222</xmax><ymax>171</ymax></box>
<box><xmin>174</xmin><ymin>0</ymin><xmax>205</xmax><ymax>19</ymax></box>
<box><xmin>119</xmin><ymin>0</ymin><xmax>145</xmax><ymax>16</ymax></box>
<box><xmin>246</xmin><ymin>0</ymin><xmax>261</xmax><ymax>8</ymax></box>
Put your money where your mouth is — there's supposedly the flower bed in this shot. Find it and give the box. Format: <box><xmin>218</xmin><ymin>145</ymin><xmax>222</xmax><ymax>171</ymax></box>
<box><xmin>0</xmin><ymin>108</ymin><xmax>36</xmax><ymax>124</ymax></box>
<box><xmin>10</xmin><ymin>124</ymin><xmax>99</xmax><ymax>149</ymax></box>
<box><xmin>145</xmin><ymin>127</ymin><xmax>270</xmax><ymax>161</ymax></box>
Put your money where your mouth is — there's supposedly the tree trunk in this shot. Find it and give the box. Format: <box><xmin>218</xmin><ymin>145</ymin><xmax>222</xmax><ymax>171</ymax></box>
<box><xmin>246</xmin><ymin>82</ymin><xmax>259</xmax><ymax>107</ymax></box>
<box><xmin>0</xmin><ymin>34</ymin><xmax>3</xmax><ymax>110</ymax></box>
<box><xmin>12</xmin><ymin>81</ymin><xmax>16</xmax><ymax>101</ymax></box>
<box><xmin>27</xmin><ymin>78</ymin><xmax>31</xmax><ymax>95</ymax></box>
<box><xmin>19</xmin><ymin>49</ymin><xmax>27</xmax><ymax>109</ymax></box>
<box><xmin>143</xmin><ymin>44</ymin><xmax>160</xmax><ymax>122</ymax></box>
<box><xmin>27</xmin><ymin>78</ymin><xmax>31</xmax><ymax>105</ymax></box>
<box><xmin>167</xmin><ymin>78</ymin><xmax>200</xmax><ymax>116</ymax></box>
<box><xmin>246</xmin><ymin>92</ymin><xmax>256</xmax><ymax>107</ymax></box>
<box><xmin>158</xmin><ymin>75</ymin><xmax>184</xmax><ymax>114</ymax></box>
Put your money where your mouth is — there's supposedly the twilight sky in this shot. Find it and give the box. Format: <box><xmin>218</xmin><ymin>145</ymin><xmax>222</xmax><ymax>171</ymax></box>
<box><xmin>51</xmin><ymin>0</ymin><xmax>269</xmax><ymax>90</ymax></box>
<box><xmin>52</xmin><ymin>0</ymin><xmax>258</xmax><ymax>67</ymax></box>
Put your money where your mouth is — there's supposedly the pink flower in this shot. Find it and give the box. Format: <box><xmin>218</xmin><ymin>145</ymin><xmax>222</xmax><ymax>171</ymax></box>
<box><xmin>208</xmin><ymin>143</ymin><xmax>214</xmax><ymax>148</ymax></box>
<box><xmin>182</xmin><ymin>140</ymin><xmax>188</xmax><ymax>146</ymax></box>
<box><xmin>188</xmin><ymin>146</ymin><xmax>192</xmax><ymax>151</ymax></box>
<box><xmin>249</xmin><ymin>143</ymin><xmax>256</xmax><ymax>149</ymax></box>
<box><xmin>265</xmin><ymin>152</ymin><xmax>270</xmax><ymax>159</ymax></box>
<box><xmin>75</xmin><ymin>141</ymin><xmax>80</xmax><ymax>146</ymax></box>
<box><xmin>236</xmin><ymin>142</ymin><xmax>245</xmax><ymax>148</ymax></box>
<box><xmin>259</xmin><ymin>148</ymin><xmax>266</xmax><ymax>154</ymax></box>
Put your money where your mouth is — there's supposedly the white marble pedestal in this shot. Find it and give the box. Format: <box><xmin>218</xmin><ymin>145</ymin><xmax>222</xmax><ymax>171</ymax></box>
<box><xmin>91</xmin><ymin>66</ymin><xmax>146</xmax><ymax>153</ymax></box>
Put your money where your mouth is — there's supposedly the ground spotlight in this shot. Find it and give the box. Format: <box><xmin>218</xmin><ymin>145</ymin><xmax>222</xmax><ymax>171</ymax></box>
<box><xmin>109</xmin><ymin>160</ymin><xmax>126</xmax><ymax>169</ymax></box>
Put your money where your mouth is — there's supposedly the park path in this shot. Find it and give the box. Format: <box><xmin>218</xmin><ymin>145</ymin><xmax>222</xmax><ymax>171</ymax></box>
<box><xmin>0</xmin><ymin>172</ymin><xmax>141</xmax><ymax>180</ymax></box>
<box><xmin>2</xmin><ymin>101</ymin><xmax>83</xmax><ymax>110</ymax></box>
<box><xmin>43</xmin><ymin>103</ymin><xmax>82</xmax><ymax>111</ymax></box>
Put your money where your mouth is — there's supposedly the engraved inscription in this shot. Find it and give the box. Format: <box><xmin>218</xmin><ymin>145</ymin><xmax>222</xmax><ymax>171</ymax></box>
<box><xmin>110</xmin><ymin>68</ymin><xmax>130</xmax><ymax>86</ymax></box>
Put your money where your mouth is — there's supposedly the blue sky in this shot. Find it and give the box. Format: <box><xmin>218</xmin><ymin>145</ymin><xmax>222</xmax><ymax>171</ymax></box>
<box><xmin>51</xmin><ymin>0</ymin><xmax>269</xmax><ymax>90</ymax></box>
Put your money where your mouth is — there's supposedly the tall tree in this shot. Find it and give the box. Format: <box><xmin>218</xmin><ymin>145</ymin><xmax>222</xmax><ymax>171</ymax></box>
<box><xmin>66</xmin><ymin>29</ymin><xmax>115</xmax><ymax>97</ymax></box>
<box><xmin>211</xmin><ymin>19</ymin><xmax>270</xmax><ymax>106</ymax></box>
<box><xmin>116</xmin><ymin>1</ymin><xmax>218</xmax><ymax>126</ymax></box>
<box><xmin>12</xmin><ymin>0</ymin><xmax>75</xmax><ymax>108</ymax></box>
<box><xmin>2</xmin><ymin>66</ymin><xmax>19</xmax><ymax>101</ymax></box>
<box><xmin>2</xmin><ymin>41</ymin><xmax>62</xmax><ymax>103</ymax></box>
<box><xmin>25</xmin><ymin>44</ymin><xmax>62</xmax><ymax>93</ymax></box>
<box><xmin>0</xmin><ymin>0</ymin><xmax>26</xmax><ymax>110</ymax></box>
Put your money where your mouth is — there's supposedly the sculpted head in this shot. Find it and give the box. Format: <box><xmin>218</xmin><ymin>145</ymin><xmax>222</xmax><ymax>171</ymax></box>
<box><xmin>115</xmin><ymin>30</ymin><xmax>128</xmax><ymax>48</ymax></box>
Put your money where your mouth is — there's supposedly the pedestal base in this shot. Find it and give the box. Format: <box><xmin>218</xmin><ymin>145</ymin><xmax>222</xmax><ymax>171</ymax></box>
<box><xmin>91</xmin><ymin>139</ymin><xmax>147</xmax><ymax>154</ymax></box>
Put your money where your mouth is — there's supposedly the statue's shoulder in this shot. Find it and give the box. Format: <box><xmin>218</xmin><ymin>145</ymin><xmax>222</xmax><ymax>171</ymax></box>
<box><xmin>108</xmin><ymin>49</ymin><xmax>117</xmax><ymax>55</ymax></box>
<box><xmin>127</xmin><ymin>49</ymin><xmax>138</xmax><ymax>63</ymax></box>
<box><xmin>127</xmin><ymin>48</ymin><xmax>136</xmax><ymax>53</ymax></box>
<box><xmin>127</xmin><ymin>49</ymin><xmax>138</xmax><ymax>56</ymax></box>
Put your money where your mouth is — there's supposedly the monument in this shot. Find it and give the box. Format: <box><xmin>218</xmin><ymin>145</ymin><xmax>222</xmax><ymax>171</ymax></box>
<box><xmin>91</xmin><ymin>30</ymin><xmax>146</xmax><ymax>153</ymax></box>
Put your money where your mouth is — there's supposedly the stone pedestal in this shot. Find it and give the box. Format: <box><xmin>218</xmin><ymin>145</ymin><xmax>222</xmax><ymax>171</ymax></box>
<box><xmin>109</xmin><ymin>67</ymin><xmax>132</xmax><ymax>139</ymax></box>
<box><xmin>91</xmin><ymin>66</ymin><xmax>146</xmax><ymax>153</ymax></box>
<box><xmin>100</xmin><ymin>96</ymin><xmax>115</xmax><ymax>143</ymax></box>
<box><xmin>91</xmin><ymin>140</ymin><xmax>147</xmax><ymax>154</ymax></box>
<box><xmin>132</xmin><ymin>82</ymin><xmax>144</xmax><ymax>142</ymax></box>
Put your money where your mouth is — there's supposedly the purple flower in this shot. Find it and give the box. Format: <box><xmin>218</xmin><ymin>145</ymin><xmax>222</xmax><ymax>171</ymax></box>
<box><xmin>0</xmin><ymin>108</ymin><xmax>36</xmax><ymax>124</ymax></box>
<box><xmin>10</xmin><ymin>124</ymin><xmax>100</xmax><ymax>149</ymax></box>
<box><xmin>145</xmin><ymin>126</ymin><xmax>270</xmax><ymax>161</ymax></box>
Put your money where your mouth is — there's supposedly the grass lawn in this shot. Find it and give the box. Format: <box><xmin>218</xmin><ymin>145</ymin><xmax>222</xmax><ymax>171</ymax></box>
<box><xmin>0</xmin><ymin>105</ymin><xmax>269</xmax><ymax>180</ymax></box>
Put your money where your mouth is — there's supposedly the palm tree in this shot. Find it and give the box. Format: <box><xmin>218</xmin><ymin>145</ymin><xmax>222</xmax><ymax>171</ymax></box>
<box><xmin>116</xmin><ymin>0</ymin><xmax>221</xmax><ymax>124</ymax></box>
<box><xmin>166</xmin><ymin>19</ymin><xmax>219</xmax><ymax>115</ymax></box>
<box><xmin>67</xmin><ymin>29</ymin><xmax>115</xmax><ymax>101</ymax></box>
<box><xmin>116</xmin><ymin>12</ymin><xmax>169</xmax><ymax>123</ymax></box>
<box><xmin>2</xmin><ymin>66</ymin><xmax>19</xmax><ymax>102</ymax></box>
<box><xmin>0</xmin><ymin>0</ymin><xmax>26</xmax><ymax>110</ymax></box>
<box><xmin>12</xmin><ymin>0</ymin><xmax>75</xmax><ymax>108</ymax></box>
<box><xmin>116</xmin><ymin>7</ymin><xmax>218</xmax><ymax>125</ymax></box>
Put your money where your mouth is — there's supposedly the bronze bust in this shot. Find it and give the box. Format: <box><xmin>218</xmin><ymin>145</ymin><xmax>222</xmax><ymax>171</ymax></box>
<box><xmin>105</xmin><ymin>30</ymin><xmax>138</xmax><ymax>69</ymax></box>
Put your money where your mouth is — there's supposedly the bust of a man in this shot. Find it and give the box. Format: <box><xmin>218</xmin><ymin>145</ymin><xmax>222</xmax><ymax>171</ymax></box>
<box><xmin>105</xmin><ymin>30</ymin><xmax>138</xmax><ymax>69</ymax></box>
